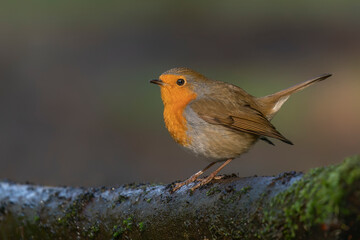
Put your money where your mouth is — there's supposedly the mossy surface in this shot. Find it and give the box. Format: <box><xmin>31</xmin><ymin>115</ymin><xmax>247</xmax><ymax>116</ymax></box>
<box><xmin>261</xmin><ymin>155</ymin><xmax>360</xmax><ymax>239</ymax></box>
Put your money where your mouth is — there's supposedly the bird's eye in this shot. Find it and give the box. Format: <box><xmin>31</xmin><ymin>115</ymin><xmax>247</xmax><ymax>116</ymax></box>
<box><xmin>176</xmin><ymin>79</ymin><xmax>185</xmax><ymax>86</ymax></box>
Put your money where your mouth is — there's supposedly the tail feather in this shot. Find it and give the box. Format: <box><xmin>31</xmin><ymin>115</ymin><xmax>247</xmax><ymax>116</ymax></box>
<box><xmin>257</xmin><ymin>73</ymin><xmax>332</xmax><ymax>119</ymax></box>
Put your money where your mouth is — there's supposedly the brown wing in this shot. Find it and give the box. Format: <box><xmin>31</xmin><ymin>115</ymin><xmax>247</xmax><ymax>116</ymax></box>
<box><xmin>190</xmin><ymin>98</ymin><xmax>293</xmax><ymax>145</ymax></box>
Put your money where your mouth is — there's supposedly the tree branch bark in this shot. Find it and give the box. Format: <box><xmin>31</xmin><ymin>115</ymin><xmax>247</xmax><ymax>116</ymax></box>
<box><xmin>0</xmin><ymin>156</ymin><xmax>359</xmax><ymax>239</ymax></box>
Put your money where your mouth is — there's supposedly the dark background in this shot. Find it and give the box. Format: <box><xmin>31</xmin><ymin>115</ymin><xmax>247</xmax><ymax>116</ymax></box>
<box><xmin>1</xmin><ymin>1</ymin><xmax>359</xmax><ymax>187</ymax></box>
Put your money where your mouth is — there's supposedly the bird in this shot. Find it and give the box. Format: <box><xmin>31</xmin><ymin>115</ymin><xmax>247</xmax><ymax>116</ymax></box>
<box><xmin>150</xmin><ymin>67</ymin><xmax>331</xmax><ymax>192</ymax></box>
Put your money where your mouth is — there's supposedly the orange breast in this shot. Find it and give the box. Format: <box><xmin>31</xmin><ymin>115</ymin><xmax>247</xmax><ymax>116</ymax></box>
<box><xmin>160</xmin><ymin>85</ymin><xmax>197</xmax><ymax>146</ymax></box>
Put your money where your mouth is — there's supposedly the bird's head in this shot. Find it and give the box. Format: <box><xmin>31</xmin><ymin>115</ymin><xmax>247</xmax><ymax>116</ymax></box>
<box><xmin>150</xmin><ymin>67</ymin><xmax>208</xmax><ymax>106</ymax></box>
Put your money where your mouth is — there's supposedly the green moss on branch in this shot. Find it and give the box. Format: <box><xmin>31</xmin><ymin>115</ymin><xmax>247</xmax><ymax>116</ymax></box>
<box><xmin>262</xmin><ymin>156</ymin><xmax>360</xmax><ymax>239</ymax></box>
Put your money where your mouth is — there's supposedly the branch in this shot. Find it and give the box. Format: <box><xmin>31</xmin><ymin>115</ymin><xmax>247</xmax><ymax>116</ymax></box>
<box><xmin>0</xmin><ymin>156</ymin><xmax>359</xmax><ymax>239</ymax></box>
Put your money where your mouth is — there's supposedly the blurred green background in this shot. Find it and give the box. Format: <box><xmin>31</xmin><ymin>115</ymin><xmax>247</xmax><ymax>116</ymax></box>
<box><xmin>1</xmin><ymin>1</ymin><xmax>359</xmax><ymax>187</ymax></box>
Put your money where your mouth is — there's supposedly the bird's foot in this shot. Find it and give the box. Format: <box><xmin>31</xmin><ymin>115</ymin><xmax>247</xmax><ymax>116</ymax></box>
<box><xmin>196</xmin><ymin>175</ymin><xmax>224</xmax><ymax>181</ymax></box>
<box><xmin>171</xmin><ymin>160</ymin><xmax>232</xmax><ymax>193</ymax></box>
<box><xmin>171</xmin><ymin>172</ymin><xmax>202</xmax><ymax>193</ymax></box>
<box><xmin>190</xmin><ymin>172</ymin><xmax>219</xmax><ymax>191</ymax></box>
<box><xmin>190</xmin><ymin>159</ymin><xmax>233</xmax><ymax>192</ymax></box>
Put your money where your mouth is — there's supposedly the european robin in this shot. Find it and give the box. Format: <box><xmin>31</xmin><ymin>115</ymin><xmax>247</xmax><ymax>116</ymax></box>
<box><xmin>150</xmin><ymin>67</ymin><xmax>331</xmax><ymax>192</ymax></box>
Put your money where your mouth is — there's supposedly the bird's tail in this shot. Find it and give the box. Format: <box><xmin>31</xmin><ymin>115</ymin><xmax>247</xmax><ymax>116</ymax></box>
<box><xmin>257</xmin><ymin>73</ymin><xmax>332</xmax><ymax>119</ymax></box>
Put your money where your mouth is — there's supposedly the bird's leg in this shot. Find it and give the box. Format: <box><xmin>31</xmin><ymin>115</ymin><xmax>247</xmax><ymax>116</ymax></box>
<box><xmin>190</xmin><ymin>158</ymin><xmax>233</xmax><ymax>191</ymax></box>
<box><xmin>171</xmin><ymin>162</ymin><xmax>216</xmax><ymax>192</ymax></box>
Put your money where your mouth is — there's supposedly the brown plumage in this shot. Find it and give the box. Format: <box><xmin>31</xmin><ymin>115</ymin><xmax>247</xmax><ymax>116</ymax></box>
<box><xmin>150</xmin><ymin>67</ymin><xmax>332</xmax><ymax>192</ymax></box>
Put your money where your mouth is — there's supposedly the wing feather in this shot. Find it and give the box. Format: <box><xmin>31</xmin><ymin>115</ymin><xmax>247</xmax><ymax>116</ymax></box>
<box><xmin>190</xmin><ymin>97</ymin><xmax>293</xmax><ymax>145</ymax></box>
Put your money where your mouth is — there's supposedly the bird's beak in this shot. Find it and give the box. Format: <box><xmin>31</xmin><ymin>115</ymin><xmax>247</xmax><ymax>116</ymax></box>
<box><xmin>150</xmin><ymin>79</ymin><xmax>164</xmax><ymax>86</ymax></box>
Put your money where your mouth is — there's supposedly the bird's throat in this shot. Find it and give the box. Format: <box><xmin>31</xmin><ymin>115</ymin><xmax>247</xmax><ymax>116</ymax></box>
<box><xmin>161</xmin><ymin>87</ymin><xmax>197</xmax><ymax>146</ymax></box>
